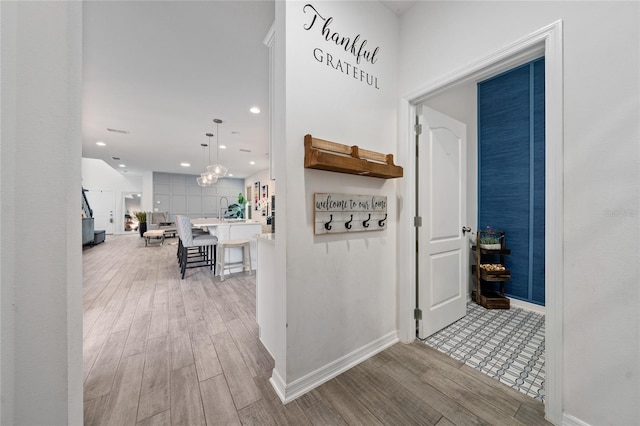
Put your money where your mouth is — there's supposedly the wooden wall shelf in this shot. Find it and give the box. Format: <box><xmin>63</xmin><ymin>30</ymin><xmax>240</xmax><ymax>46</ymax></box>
<box><xmin>304</xmin><ymin>134</ymin><xmax>403</xmax><ymax>179</ymax></box>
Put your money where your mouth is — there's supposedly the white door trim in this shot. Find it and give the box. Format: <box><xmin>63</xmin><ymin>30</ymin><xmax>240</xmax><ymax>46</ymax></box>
<box><xmin>397</xmin><ymin>20</ymin><xmax>564</xmax><ymax>424</ymax></box>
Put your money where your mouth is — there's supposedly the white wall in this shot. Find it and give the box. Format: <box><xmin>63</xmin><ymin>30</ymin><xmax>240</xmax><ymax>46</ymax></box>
<box><xmin>277</xmin><ymin>0</ymin><xmax>399</xmax><ymax>394</ymax></box>
<box><xmin>399</xmin><ymin>2</ymin><xmax>639</xmax><ymax>425</ymax></box>
<box><xmin>82</xmin><ymin>157</ymin><xmax>143</xmax><ymax>234</ymax></box>
<box><xmin>1</xmin><ymin>2</ymin><xmax>83</xmax><ymax>424</ymax></box>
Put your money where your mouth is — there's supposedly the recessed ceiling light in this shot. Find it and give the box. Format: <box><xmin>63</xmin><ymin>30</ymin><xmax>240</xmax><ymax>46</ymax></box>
<box><xmin>250</xmin><ymin>107</ymin><xmax>261</xmax><ymax>114</ymax></box>
<box><xmin>228</xmin><ymin>173</ymin><xmax>234</xmax><ymax>177</ymax></box>
<box><xmin>180</xmin><ymin>162</ymin><xmax>190</xmax><ymax>167</ymax></box>
<box><xmin>137</xmin><ymin>194</ymin><xmax>141</xmax><ymax>197</ymax></box>
<box><xmin>119</xmin><ymin>164</ymin><xmax>126</xmax><ymax>168</ymax></box>
<box><xmin>249</xmin><ymin>161</ymin><xmax>256</xmax><ymax>165</ymax></box>
<box><xmin>219</xmin><ymin>145</ymin><xmax>226</xmax><ymax>149</ymax></box>
<box><xmin>96</xmin><ymin>141</ymin><xmax>106</xmax><ymax>146</ymax></box>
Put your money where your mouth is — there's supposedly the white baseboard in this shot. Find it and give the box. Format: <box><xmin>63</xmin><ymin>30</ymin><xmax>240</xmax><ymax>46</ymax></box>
<box><xmin>269</xmin><ymin>330</ymin><xmax>399</xmax><ymax>404</ymax></box>
<box><xmin>509</xmin><ymin>298</ymin><xmax>545</xmax><ymax>315</ymax></box>
<box><xmin>269</xmin><ymin>369</ymin><xmax>287</xmax><ymax>403</ymax></box>
<box><xmin>563</xmin><ymin>413</ymin><xmax>592</xmax><ymax>426</ymax></box>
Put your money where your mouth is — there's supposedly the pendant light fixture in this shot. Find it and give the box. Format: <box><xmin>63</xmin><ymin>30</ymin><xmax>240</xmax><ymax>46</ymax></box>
<box><xmin>196</xmin><ymin>142</ymin><xmax>209</xmax><ymax>187</ymax></box>
<box><xmin>206</xmin><ymin>118</ymin><xmax>228</xmax><ymax>177</ymax></box>
<box><xmin>197</xmin><ymin>133</ymin><xmax>218</xmax><ymax>187</ymax></box>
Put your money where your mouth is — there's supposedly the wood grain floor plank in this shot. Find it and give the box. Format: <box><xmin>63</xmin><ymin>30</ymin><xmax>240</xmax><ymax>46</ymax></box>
<box><xmin>211</xmin><ymin>331</ymin><xmax>262</xmax><ymax>410</ymax></box>
<box><xmin>84</xmin><ymin>329</ymin><xmax>129</xmax><ymax>400</ymax></box>
<box><xmin>84</xmin><ymin>394</ymin><xmax>110</xmax><ymax>426</ymax></box>
<box><xmin>138</xmin><ymin>335</ymin><xmax>171</xmax><ymax>422</ymax></box>
<box><xmin>83</xmin><ymin>283</ymin><xmax>134</xmax><ymax>380</ymax></box>
<box><xmin>252</xmin><ymin>373</ymin><xmax>312</xmax><ymax>426</ymax></box>
<box><xmin>181</xmin><ymin>280</ymin><xmax>206</xmax><ymax>325</ymax></box>
<box><xmin>297</xmin><ymin>389</ymin><xmax>348</xmax><ymax>425</ymax></box>
<box><xmin>122</xmin><ymin>310</ymin><xmax>151</xmax><ymax>358</ymax></box>
<box><xmin>357</xmin><ymin>361</ymin><xmax>442</xmax><ymax>425</ymax></box>
<box><xmin>380</xmin><ymin>360</ymin><xmax>489</xmax><ymax>426</ymax></box>
<box><xmin>111</xmin><ymin>282</ymin><xmax>144</xmax><ymax>333</ymax></box>
<box><xmin>170</xmin><ymin>364</ymin><xmax>206</xmax><ymax>426</ymax></box>
<box><xmin>226</xmin><ymin>318</ymin><xmax>272</xmax><ymax>377</ymax></box>
<box><xmin>515</xmin><ymin>402</ymin><xmax>553</xmax><ymax>425</ymax></box>
<box><xmin>420</xmin><ymin>357</ymin><xmax>523</xmax><ymax>416</ymax></box>
<box><xmin>435</xmin><ymin>417</ymin><xmax>457</xmax><ymax>426</ymax></box>
<box><xmin>199</xmin><ymin>374</ymin><xmax>241</xmax><ymax>426</ymax></box>
<box><xmin>101</xmin><ymin>353</ymin><xmax>145</xmax><ymax>426</ymax></box>
<box><xmin>337</xmin><ymin>366</ymin><xmax>424</xmax><ymax>425</ymax></box>
<box><xmin>237</xmin><ymin>399</ymin><xmax>278</xmax><ymax>426</ymax></box>
<box><xmin>189</xmin><ymin>321</ymin><xmax>223</xmax><ymax>381</ymax></box>
<box><xmin>148</xmin><ymin>301</ymin><xmax>169</xmax><ymax>340</ymax></box>
<box><xmin>420</xmin><ymin>368</ymin><xmax>527</xmax><ymax>426</ymax></box>
<box><xmin>137</xmin><ymin>410</ymin><xmax>171</xmax><ymax>426</ymax></box>
<box><xmin>170</xmin><ymin>330</ymin><xmax>195</xmax><ymax>371</ymax></box>
<box><xmin>410</xmin><ymin>341</ymin><xmax>467</xmax><ymax>368</ymax></box>
<box><xmin>316</xmin><ymin>377</ymin><xmax>384</xmax><ymax>426</ymax></box>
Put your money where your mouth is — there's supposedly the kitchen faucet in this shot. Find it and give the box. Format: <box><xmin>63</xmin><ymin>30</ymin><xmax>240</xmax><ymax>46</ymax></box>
<box><xmin>219</xmin><ymin>196</ymin><xmax>229</xmax><ymax>222</ymax></box>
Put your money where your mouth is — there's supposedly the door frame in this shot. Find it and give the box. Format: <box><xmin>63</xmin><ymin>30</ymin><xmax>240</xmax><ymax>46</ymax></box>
<box><xmin>122</xmin><ymin>191</ymin><xmax>142</xmax><ymax>234</ymax></box>
<box><xmin>397</xmin><ymin>20</ymin><xmax>564</xmax><ymax>424</ymax></box>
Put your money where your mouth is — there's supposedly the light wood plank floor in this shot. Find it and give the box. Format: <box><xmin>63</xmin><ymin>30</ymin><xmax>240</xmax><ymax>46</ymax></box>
<box><xmin>83</xmin><ymin>234</ymin><xmax>551</xmax><ymax>426</ymax></box>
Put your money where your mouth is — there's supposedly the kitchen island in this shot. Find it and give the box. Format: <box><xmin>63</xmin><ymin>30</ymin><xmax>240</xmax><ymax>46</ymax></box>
<box><xmin>191</xmin><ymin>218</ymin><xmax>262</xmax><ymax>273</ymax></box>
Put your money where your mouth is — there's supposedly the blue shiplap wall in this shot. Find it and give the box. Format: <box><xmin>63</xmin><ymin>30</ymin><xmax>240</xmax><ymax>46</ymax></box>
<box><xmin>478</xmin><ymin>58</ymin><xmax>545</xmax><ymax>306</ymax></box>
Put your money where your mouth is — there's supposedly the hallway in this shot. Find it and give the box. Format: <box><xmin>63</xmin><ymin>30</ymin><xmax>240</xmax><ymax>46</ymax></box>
<box><xmin>83</xmin><ymin>234</ymin><xmax>550</xmax><ymax>425</ymax></box>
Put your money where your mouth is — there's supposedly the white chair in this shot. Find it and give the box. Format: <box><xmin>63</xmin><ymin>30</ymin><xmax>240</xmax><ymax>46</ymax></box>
<box><xmin>216</xmin><ymin>239</ymin><xmax>251</xmax><ymax>281</ymax></box>
<box><xmin>176</xmin><ymin>215</ymin><xmax>218</xmax><ymax>279</ymax></box>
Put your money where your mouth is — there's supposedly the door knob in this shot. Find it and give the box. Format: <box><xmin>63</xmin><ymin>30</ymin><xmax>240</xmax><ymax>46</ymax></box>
<box><xmin>462</xmin><ymin>226</ymin><xmax>471</xmax><ymax>235</ymax></box>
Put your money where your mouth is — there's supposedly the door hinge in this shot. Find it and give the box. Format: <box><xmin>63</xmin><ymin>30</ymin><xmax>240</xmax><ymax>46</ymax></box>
<box><xmin>414</xmin><ymin>216</ymin><xmax>422</xmax><ymax>227</ymax></box>
<box><xmin>414</xmin><ymin>308</ymin><xmax>422</xmax><ymax>320</ymax></box>
<box><xmin>415</xmin><ymin>123</ymin><xmax>422</xmax><ymax>135</ymax></box>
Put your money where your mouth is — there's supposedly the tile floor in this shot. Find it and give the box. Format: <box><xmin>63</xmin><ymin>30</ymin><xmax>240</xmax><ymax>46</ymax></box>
<box><xmin>424</xmin><ymin>301</ymin><xmax>545</xmax><ymax>402</ymax></box>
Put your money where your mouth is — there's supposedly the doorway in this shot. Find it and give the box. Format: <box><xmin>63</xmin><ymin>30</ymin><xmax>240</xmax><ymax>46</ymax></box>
<box><xmin>400</xmin><ymin>20</ymin><xmax>564</xmax><ymax>423</ymax></box>
<box><xmin>123</xmin><ymin>192</ymin><xmax>142</xmax><ymax>233</ymax></box>
<box><xmin>85</xmin><ymin>188</ymin><xmax>115</xmax><ymax>235</ymax></box>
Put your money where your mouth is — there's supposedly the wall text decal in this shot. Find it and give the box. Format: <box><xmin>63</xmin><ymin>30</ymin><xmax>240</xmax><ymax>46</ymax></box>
<box><xmin>303</xmin><ymin>3</ymin><xmax>381</xmax><ymax>90</ymax></box>
<box><xmin>314</xmin><ymin>193</ymin><xmax>387</xmax><ymax>234</ymax></box>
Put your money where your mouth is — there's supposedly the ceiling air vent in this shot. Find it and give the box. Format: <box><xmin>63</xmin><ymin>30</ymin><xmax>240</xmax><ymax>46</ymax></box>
<box><xmin>239</xmin><ymin>149</ymin><xmax>252</xmax><ymax>153</ymax></box>
<box><xmin>106</xmin><ymin>128</ymin><xmax>130</xmax><ymax>134</ymax></box>
<box><xmin>112</xmin><ymin>157</ymin><xmax>120</xmax><ymax>161</ymax></box>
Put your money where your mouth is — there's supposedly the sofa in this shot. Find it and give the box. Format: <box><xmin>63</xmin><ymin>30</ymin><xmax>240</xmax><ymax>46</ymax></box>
<box><xmin>147</xmin><ymin>212</ymin><xmax>177</xmax><ymax>237</ymax></box>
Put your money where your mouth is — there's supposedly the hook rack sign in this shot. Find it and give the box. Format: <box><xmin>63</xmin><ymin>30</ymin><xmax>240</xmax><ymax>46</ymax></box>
<box><xmin>314</xmin><ymin>193</ymin><xmax>387</xmax><ymax>235</ymax></box>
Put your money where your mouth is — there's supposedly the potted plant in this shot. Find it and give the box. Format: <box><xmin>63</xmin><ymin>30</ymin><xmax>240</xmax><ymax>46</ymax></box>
<box><xmin>135</xmin><ymin>211</ymin><xmax>147</xmax><ymax>237</ymax></box>
<box><xmin>479</xmin><ymin>226</ymin><xmax>502</xmax><ymax>249</ymax></box>
<box><xmin>226</xmin><ymin>193</ymin><xmax>248</xmax><ymax>219</ymax></box>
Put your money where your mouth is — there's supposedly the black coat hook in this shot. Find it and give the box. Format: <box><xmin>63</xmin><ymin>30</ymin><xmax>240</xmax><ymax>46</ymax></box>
<box><xmin>363</xmin><ymin>213</ymin><xmax>371</xmax><ymax>228</ymax></box>
<box><xmin>378</xmin><ymin>214</ymin><xmax>387</xmax><ymax>227</ymax></box>
<box><xmin>345</xmin><ymin>215</ymin><xmax>353</xmax><ymax>229</ymax></box>
<box><xmin>324</xmin><ymin>214</ymin><xmax>333</xmax><ymax>231</ymax></box>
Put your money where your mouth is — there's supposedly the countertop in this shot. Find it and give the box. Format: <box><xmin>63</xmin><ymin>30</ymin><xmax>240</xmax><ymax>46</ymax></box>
<box><xmin>191</xmin><ymin>218</ymin><xmax>262</xmax><ymax>227</ymax></box>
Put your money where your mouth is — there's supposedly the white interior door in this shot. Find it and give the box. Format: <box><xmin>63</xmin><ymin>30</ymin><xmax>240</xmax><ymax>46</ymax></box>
<box><xmin>417</xmin><ymin>105</ymin><xmax>468</xmax><ymax>339</ymax></box>
<box><xmin>86</xmin><ymin>189</ymin><xmax>114</xmax><ymax>235</ymax></box>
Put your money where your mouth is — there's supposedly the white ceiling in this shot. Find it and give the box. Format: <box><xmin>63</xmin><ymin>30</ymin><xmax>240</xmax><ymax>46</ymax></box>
<box><xmin>380</xmin><ymin>0</ymin><xmax>417</xmax><ymax>16</ymax></box>
<box><xmin>82</xmin><ymin>1</ymin><xmax>414</xmax><ymax>179</ymax></box>
<box><xmin>82</xmin><ymin>1</ymin><xmax>275</xmax><ymax>179</ymax></box>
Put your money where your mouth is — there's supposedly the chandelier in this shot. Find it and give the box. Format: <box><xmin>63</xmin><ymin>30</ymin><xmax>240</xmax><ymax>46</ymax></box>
<box><xmin>206</xmin><ymin>118</ymin><xmax>228</xmax><ymax>178</ymax></box>
<box><xmin>197</xmin><ymin>133</ymin><xmax>218</xmax><ymax>187</ymax></box>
